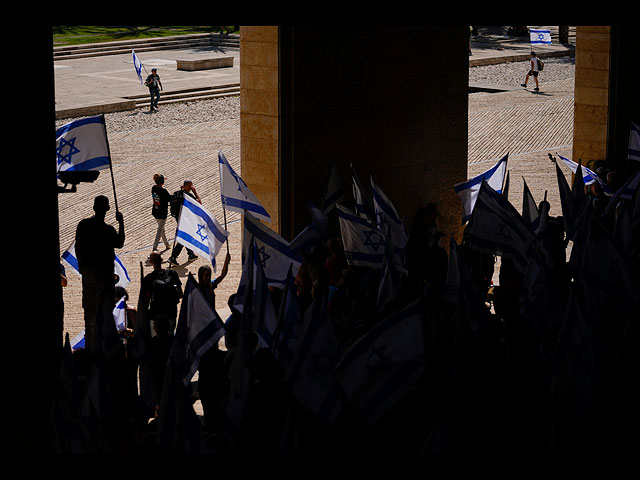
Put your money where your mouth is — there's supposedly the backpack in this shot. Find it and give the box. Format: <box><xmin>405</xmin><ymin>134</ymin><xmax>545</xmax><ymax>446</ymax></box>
<box><xmin>170</xmin><ymin>190</ymin><xmax>184</xmax><ymax>218</ymax></box>
<box><xmin>150</xmin><ymin>269</ymin><xmax>178</xmax><ymax>314</ymax></box>
<box><xmin>538</xmin><ymin>58</ymin><xmax>544</xmax><ymax>71</ymax></box>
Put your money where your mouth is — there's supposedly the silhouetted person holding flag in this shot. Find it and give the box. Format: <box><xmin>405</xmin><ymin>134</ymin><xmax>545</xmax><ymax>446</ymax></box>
<box><xmin>75</xmin><ymin>195</ymin><xmax>125</xmax><ymax>353</ymax></box>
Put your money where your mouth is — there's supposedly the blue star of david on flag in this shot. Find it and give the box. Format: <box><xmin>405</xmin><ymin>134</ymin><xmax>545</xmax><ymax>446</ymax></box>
<box><xmin>363</xmin><ymin>229</ymin><xmax>385</xmax><ymax>251</ymax></box>
<box><xmin>337</xmin><ymin>205</ymin><xmax>386</xmax><ymax>268</ymax></box>
<box><xmin>57</xmin><ymin>136</ymin><xmax>81</xmax><ymax>167</ymax></box>
<box><xmin>529</xmin><ymin>28</ymin><xmax>551</xmax><ymax>45</ymax></box>
<box><xmin>365</xmin><ymin>345</ymin><xmax>391</xmax><ymax>374</ymax></box>
<box><xmin>175</xmin><ymin>193</ymin><xmax>229</xmax><ymax>268</ymax></box>
<box><xmin>196</xmin><ymin>224</ymin><xmax>208</xmax><ymax>242</ymax></box>
<box><xmin>219</xmin><ymin>151</ymin><xmax>272</xmax><ymax>222</ymax></box>
<box><xmin>56</xmin><ymin>115</ymin><xmax>111</xmax><ymax>173</ymax></box>
<box><xmin>257</xmin><ymin>245</ymin><xmax>271</xmax><ymax>269</ymax></box>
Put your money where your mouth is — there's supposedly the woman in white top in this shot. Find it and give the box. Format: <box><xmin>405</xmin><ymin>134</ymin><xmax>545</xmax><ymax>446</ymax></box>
<box><xmin>521</xmin><ymin>51</ymin><xmax>540</xmax><ymax>91</ymax></box>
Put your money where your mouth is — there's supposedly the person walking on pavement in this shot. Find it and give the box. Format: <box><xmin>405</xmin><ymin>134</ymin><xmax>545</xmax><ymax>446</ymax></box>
<box><xmin>168</xmin><ymin>180</ymin><xmax>202</xmax><ymax>265</ymax></box>
<box><xmin>145</xmin><ymin>67</ymin><xmax>163</xmax><ymax>112</ymax></box>
<box><xmin>521</xmin><ymin>51</ymin><xmax>541</xmax><ymax>92</ymax></box>
<box><xmin>151</xmin><ymin>173</ymin><xmax>171</xmax><ymax>252</ymax></box>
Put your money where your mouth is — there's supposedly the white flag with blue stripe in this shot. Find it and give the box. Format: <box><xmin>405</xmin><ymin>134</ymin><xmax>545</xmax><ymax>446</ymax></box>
<box><xmin>371</xmin><ymin>177</ymin><xmax>408</xmax><ymax>257</ymax></box>
<box><xmin>71</xmin><ymin>330</ymin><xmax>85</xmax><ymax>351</ymax></box>
<box><xmin>530</xmin><ymin>28</ymin><xmax>551</xmax><ymax>45</ymax></box>
<box><xmin>113</xmin><ymin>296</ymin><xmax>127</xmax><ymax>333</ymax></box>
<box><xmin>219</xmin><ymin>151</ymin><xmax>271</xmax><ymax>222</ymax></box>
<box><xmin>465</xmin><ymin>180</ymin><xmax>535</xmax><ymax>272</ymax></box>
<box><xmin>454</xmin><ymin>153</ymin><xmax>508</xmax><ymax>222</ymax></box>
<box><xmin>171</xmin><ymin>274</ymin><xmax>227</xmax><ymax>387</ymax></box>
<box><xmin>132</xmin><ymin>50</ymin><xmax>144</xmax><ymax>85</ymax></box>
<box><xmin>334</xmin><ymin>299</ymin><xmax>425</xmax><ymax>425</ymax></box>
<box><xmin>243</xmin><ymin>212</ymin><xmax>302</xmax><ymax>288</ymax></box>
<box><xmin>233</xmin><ymin>215</ymin><xmax>302</xmax><ymax>313</ymax></box>
<box><xmin>337</xmin><ymin>204</ymin><xmax>386</xmax><ymax>268</ymax></box>
<box><xmin>69</xmin><ymin>296</ymin><xmax>127</xmax><ymax>350</ymax></box>
<box><xmin>176</xmin><ymin>193</ymin><xmax>229</xmax><ymax>269</ymax></box>
<box><xmin>557</xmin><ymin>154</ymin><xmax>612</xmax><ymax>195</ymax></box>
<box><xmin>61</xmin><ymin>240</ymin><xmax>130</xmax><ymax>288</ymax></box>
<box><xmin>56</xmin><ymin>115</ymin><xmax>111</xmax><ymax>173</ymax></box>
<box><xmin>351</xmin><ymin>163</ymin><xmax>375</xmax><ymax>220</ymax></box>
<box><xmin>284</xmin><ymin>296</ymin><xmax>344</xmax><ymax>424</ymax></box>
<box><xmin>628</xmin><ymin>121</ymin><xmax>640</xmax><ymax>162</ymax></box>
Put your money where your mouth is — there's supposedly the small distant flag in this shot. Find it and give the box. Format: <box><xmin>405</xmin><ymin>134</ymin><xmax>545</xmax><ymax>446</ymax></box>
<box><xmin>530</xmin><ymin>28</ymin><xmax>552</xmax><ymax>45</ymax></box>
<box><xmin>132</xmin><ymin>50</ymin><xmax>144</xmax><ymax>85</ymax></box>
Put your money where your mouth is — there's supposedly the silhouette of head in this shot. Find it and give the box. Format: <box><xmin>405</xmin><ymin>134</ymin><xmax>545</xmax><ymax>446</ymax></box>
<box><xmin>93</xmin><ymin>195</ymin><xmax>110</xmax><ymax>216</ymax></box>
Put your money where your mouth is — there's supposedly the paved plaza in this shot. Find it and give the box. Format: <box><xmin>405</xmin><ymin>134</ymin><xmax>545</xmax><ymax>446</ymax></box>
<box><xmin>55</xmin><ymin>27</ymin><xmax>577</xmax><ymax>349</ymax></box>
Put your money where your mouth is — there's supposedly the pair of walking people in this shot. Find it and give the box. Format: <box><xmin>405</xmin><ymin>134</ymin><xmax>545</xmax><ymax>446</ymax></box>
<box><xmin>151</xmin><ymin>174</ymin><xmax>201</xmax><ymax>265</ymax></box>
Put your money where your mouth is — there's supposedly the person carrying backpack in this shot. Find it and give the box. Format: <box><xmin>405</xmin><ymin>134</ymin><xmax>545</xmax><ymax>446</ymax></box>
<box><xmin>168</xmin><ymin>180</ymin><xmax>202</xmax><ymax>265</ymax></box>
<box><xmin>521</xmin><ymin>51</ymin><xmax>542</xmax><ymax>92</ymax></box>
<box><xmin>142</xmin><ymin>252</ymin><xmax>183</xmax><ymax>334</ymax></box>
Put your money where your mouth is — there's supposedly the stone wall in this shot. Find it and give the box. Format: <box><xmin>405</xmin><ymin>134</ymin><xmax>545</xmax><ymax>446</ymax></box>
<box><xmin>239</xmin><ymin>26</ymin><xmax>280</xmax><ymax>230</ymax></box>
<box><xmin>573</xmin><ymin>26</ymin><xmax>610</xmax><ymax>166</ymax></box>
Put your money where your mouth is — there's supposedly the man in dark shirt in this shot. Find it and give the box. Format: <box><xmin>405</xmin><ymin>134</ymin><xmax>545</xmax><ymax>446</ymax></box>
<box><xmin>168</xmin><ymin>180</ymin><xmax>202</xmax><ymax>265</ymax></box>
<box><xmin>145</xmin><ymin>68</ymin><xmax>163</xmax><ymax>112</ymax></box>
<box><xmin>151</xmin><ymin>173</ymin><xmax>171</xmax><ymax>251</ymax></box>
<box><xmin>75</xmin><ymin>195</ymin><xmax>125</xmax><ymax>353</ymax></box>
<box><xmin>142</xmin><ymin>251</ymin><xmax>183</xmax><ymax>334</ymax></box>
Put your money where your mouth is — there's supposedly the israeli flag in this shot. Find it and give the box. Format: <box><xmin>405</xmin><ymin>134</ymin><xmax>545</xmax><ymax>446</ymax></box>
<box><xmin>337</xmin><ymin>204</ymin><xmax>386</xmax><ymax>268</ymax></box>
<box><xmin>351</xmin><ymin>163</ymin><xmax>375</xmax><ymax>221</ymax></box>
<box><xmin>71</xmin><ymin>330</ymin><xmax>85</xmax><ymax>351</ymax></box>
<box><xmin>114</xmin><ymin>255</ymin><xmax>131</xmax><ymax>288</ymax></box>
<box><xmin>61</xmin><ymin>240</ymin><xmax>130</xmax><ymax>288</ymax></box>
<box><xmin>371</xmin><ymin>177</ymin><xmax>409</xmax><ymax>252</ymax></box>
<box><xmin>557</xmin><ymin>154</ymin><xmax>612</xmax><ymax>195</ymax></box>
<box><xmin>219</xmin><ymin>151</ymin><xmax>271</xmax><ymax>222</ymax></box>
<box><xmin>530</xmin><ymin>28</ymin><xmax>552</xmax><ymax>45</ymax></box>
<box><xmin>466</xmin><ymin>180</ymin><xmax>535</xmax><ymax>272</ymax></box>
<box><xmin>454</xmin><ymin>154</ymin><xmax>508</xmax><ymax>222</ymax></box>
<box><xmin>132</xmin><ymin>50</ymin><xmax>144</xmax><ymax>85</ymax></box>
<box><xmin>242</xmin><ymin>212</ymin><xmax>302</xmax><ymax>287</ymax></box>
<box><xmin>334</xmin><ymin>299</ymin><xmax>425</xmax><ymax>425</ymax></box>
<box><xmin>56</xmin><ymin>115</ymin><xmax>111</xmax><ymax>173</ymax></box>
<box><xmin>284</xmin><ymin>296</ymin><xmax>344</xmax><ymax>424</ymax></box>
<box><xmin>176</xmin><ymin>193</ymin><xmax>229</xmax><ymax>269</ymax></box>
<box><xmin>171</xmin><ymin>275</ymin><xmax>226</xmax><ymax>387</ymax></box>
<box><xmin>628</xmin><ymin>122</ymin><xmax>640</xmax><ymax>162</ymax></box>
<box><xmin>113</xmin><ymin>296</ymin><xmax>127</xmax><ymax>333</ymax></box>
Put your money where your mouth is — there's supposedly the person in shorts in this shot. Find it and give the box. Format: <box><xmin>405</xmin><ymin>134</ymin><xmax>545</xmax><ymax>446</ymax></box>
<box><xmin>521</xmin><ymin>51</ymin><xmax>541</xmax><ymax>91</ymax></box>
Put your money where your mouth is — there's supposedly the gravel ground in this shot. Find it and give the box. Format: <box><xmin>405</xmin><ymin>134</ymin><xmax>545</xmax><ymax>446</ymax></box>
<box><xmin>469</xmin><ymin>55</ymin><xmax>575</xmax><ymax>87</ymax></box>
<box><xmin>56</xmin><ymin>95</ymin><xmax>241</xmax><ymax>132</ymax></box>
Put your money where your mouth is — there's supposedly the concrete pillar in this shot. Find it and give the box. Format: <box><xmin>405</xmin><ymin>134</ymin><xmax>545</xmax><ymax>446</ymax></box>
<box><xmin>572</xmin><ymin>26</ymin><xmax>611</xmax><ymax>168</ymax></box>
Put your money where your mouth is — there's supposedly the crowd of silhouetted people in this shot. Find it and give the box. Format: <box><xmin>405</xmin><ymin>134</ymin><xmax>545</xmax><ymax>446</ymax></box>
<box><xmin>49</xmin><ymin>158</ymin><xmax>639</xmax><ymax>458</ymax></box>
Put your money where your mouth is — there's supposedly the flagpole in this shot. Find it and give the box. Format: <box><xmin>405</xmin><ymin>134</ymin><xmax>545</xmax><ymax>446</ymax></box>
<box><xmin>101</xmin><ymin>114</ymin><xmax>119</xmax><ymax>213</ymax></box>
<box><xmin>222</xmin><ymin>206</ymin><xmax>230</xmax><ymax>255</ymax></box>
<box><xmin>219</xmin><ymin>151</ymin><xmax>230</xmax><ymax>255</ymax></box>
